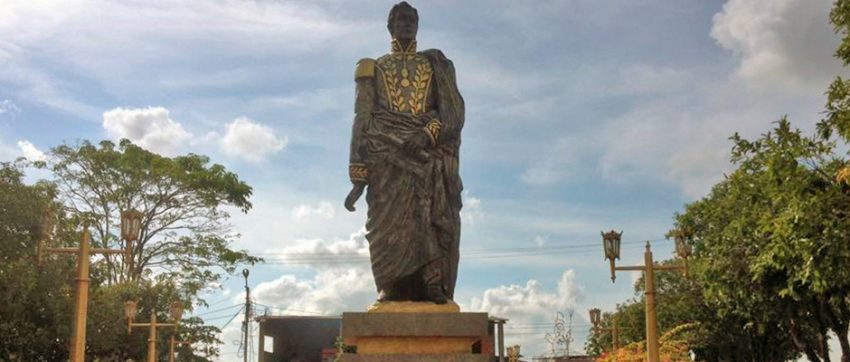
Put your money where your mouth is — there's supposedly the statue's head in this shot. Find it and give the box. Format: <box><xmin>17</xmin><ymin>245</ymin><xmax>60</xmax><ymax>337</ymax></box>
<box><xmin>387</xmin><ymin>2</ymin><xmax>418</xmax><ymax>43</ymax></box>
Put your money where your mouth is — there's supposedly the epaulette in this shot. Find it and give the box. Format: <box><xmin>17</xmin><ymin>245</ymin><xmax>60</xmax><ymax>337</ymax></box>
<box><xmin>355</xmin><ymin>58</ymin><xmax>375</xmax><ymax>80</ymax></box>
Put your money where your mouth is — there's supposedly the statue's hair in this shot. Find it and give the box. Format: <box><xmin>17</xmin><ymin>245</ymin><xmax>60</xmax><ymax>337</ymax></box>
<box><xmin>387</xmin><ymin>1</ymin><xmax>418</xmax><ymax>32</ymax></box>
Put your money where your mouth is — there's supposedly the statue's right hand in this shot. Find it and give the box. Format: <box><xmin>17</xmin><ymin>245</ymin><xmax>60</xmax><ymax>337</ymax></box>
<box><xmin>344</xmin><ymin>182</ymin><xmax>366</xmax><ymax>212</ymax></box>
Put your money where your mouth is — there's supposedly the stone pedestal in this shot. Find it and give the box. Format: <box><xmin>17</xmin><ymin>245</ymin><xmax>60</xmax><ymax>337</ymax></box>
<box><xmin>338</xmin><ymin>301</ymin><xmax>491</xmax><ymax>362</ymax></box>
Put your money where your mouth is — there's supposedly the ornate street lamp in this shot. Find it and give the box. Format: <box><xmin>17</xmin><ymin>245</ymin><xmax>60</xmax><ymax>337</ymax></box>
<box><xmin>170</xmin><ymin>300</ymin><xmax>184</xmax><ymax>322</ymax></box>
<box><xmin>589</xmin><ymin>308</ymin><xmax>602</xmax><ymax>327</ymax></box>
<box><xmin>600</xmin><ymin>232</ymin><xmax>689</xmax><ymax>362</ymax></box>
<box><xmin>588</xmin><ymin>307</ymin><xmax>619</xmax><ymax>354</ymax></box>
<box><xmin>121</xmin><ymin>209</ymin><xmax>143</xmax><ymax>275</ymax></box>
<box><xmin>601</xmin><ymin>230</ymin><xmax>622</xmax><ymax>282</ymax></box>
<box><xmin>673</xmin><ymin>230</ymin><xmax>692</xmax><ymax>277</ymax></box>
<box><xmin>507</xmin><ymin>345</ymin><xmax>521</xmax><ymax>362</ymax></box>
<box><xmin>126</xmin><ymin>298</ymin><xmax>180</xmax><ymax>362</ymax></box>
<box><xmin>124</xmin><ymin>299</ymin><xmax>138</xmax><ymax>333</ymax></box>
<box><xmin>121</xmin><ymin>209</ymin><xmax>143</xmax><ymax>241</ymax></box>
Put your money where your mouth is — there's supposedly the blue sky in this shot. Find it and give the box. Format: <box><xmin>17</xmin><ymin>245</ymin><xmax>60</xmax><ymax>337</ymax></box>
<box><xmin>0</xmin><ymin>0</ymin><xmax>845</xmax><ymax>359</ymax></box>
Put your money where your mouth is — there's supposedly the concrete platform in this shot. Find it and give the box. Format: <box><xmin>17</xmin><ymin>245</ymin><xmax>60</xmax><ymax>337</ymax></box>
<box><xmin>341</xmin><ymin>311</ymin><xmax>490</xmax><ymax>356</ymax></box>
<box><xmin>338</xmin><ymin>354</ymin><xmax>493</xmax><ymax>362</ymax></box>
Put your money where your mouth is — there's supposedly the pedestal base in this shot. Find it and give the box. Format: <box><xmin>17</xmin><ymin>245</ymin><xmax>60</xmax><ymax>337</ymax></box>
<box><xmin>367</xmin><ymin>300</ymin><xmax>461</xmax><ymax>313</ymax></box>
<box><xmin>340</xmin><ymin>303</ymin><xmax>491</xmax><ymax>360</ymax></box>
<box><xmin>338</xmin><ymin>355</ymin><xmax>492</xmax><ymax>362</ymax></box>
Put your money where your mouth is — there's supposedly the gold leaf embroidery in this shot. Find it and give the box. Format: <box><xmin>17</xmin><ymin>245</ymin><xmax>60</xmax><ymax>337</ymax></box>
<box><xmin>378</xmin><ymin>54</ymin><xmax>432</xmax><ymax>115</ymax></box>
<box><xmin>349</xmin><ymin>164</ymin><xmax>368</xmax><ymax>182</ymax></box>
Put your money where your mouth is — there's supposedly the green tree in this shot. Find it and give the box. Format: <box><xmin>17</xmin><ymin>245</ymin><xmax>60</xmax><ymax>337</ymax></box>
<box><xmin>37</xmin><ymin>139</ymin><xmax>261</xmax><ymax>360</ymax></box>
<box><xmin>584</xmin><ymin>256</ymin><xmax>795</xmax><ymax>361</ymax></box>
<box><xmin>0</xmin><ymin>140</ymin><xmax>262</xmax><ymax>361</ymax></box>
<box><xmin>0</xmin><ymin>162</ymin><xmax>75</xmax><ymax>360</ymax></box>
<box><xmin>42</xmin><ymin>139</ymin><xmax>258</xmax><ymax>290</ymax></box>
<box><xmin>670</xmin><ymin>119</ymin><xmax>850</xmax><ymax>362</ymax></box>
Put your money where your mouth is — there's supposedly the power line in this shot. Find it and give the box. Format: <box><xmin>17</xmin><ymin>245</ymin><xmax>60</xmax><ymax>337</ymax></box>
<box><xmin>252</xmin><ymin>303</ymin><xmax>340</xmax><ymax>317</ymax></box>
<box><xmin>253</xmin><ymin>238</ymin><xmax>666</xmax><ymax>256</ymax></box>
<box><xmin>252</xmin><ymin>239</ymin><xmax>669</xmax><ymax>265</ymax></box>
<box><xmin>218</xmin><ymin>306</ymin><xmax>244</xmax><ymax>329</ymax></box>
<box><xmin>203</xmin><ymin>313</ymin><xmax>243</xmax><ymax>322</ymax></box>
<box><xmin>191</xmin><ymin>303</ymin><xmax>242</xmax><ymax>317</ymax></box>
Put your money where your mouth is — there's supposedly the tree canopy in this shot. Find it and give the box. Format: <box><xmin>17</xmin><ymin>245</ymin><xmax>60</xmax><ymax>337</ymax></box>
<box><xmin>1</xmin><ymin>138</ymin><xmax>261</xmax><ymax>361</ymax></box>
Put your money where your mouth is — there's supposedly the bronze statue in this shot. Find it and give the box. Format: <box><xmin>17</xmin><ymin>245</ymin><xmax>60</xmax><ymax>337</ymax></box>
<box><xmin>344</xmin><ymin>1</ymin><xmax>465</xmax><ymax>305</ymax></box>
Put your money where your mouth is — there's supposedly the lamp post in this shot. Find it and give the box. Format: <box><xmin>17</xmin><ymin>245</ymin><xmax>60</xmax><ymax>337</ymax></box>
<box><xmin>169</xmin><ymin>334</ymin><xmax>193</xmax><ymax>362</ymax></box>
<box><xmin>126</xmin><ymin>299</ymin><xmax>183</xmax><ymax>362</ymax></box>
<box><xmin>600</xmin><ymin>230</ymin><xmax>690</xmax><ymax>362</ymax></box>
<box><xmin>36</xmin><ymin>209</ymin><xmax>142</xmax><ymax>362</ymax></box>
<box><xmin>589</xmin><ymin>308</ymin><xmax>620</xmax><ymax>357</ymax></box>
<box><xmin>506</xmin><ymin>345</ymin><xmax>520</xmax><ymax>362</ymax></box>
<box><xmin>121</xmin><ymin>209</ymin><xmax>143</xmax><ymax>279</ymax></box>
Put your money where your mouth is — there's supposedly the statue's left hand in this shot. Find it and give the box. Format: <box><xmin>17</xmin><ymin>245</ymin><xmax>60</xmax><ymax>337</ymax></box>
<box><xmin>402</xmin><ymin>132</ymin><xmax>430</xmax><ymax>156</ymax></box>
<box><xmin>344</xmin><ymin>182</ymin><xmax>366</xmax><ymax>212</ymax></box>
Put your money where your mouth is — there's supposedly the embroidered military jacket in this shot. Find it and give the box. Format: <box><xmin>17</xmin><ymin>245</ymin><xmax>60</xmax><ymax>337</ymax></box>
<box><xmin>349</xmin><ymin>39</ymin><xmax>444</xmax><ymax>183</ymax></box>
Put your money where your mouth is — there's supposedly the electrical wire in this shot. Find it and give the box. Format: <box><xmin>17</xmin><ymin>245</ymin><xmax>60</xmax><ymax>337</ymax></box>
<box><xmin>218</xmin><ymin>306</ymin><xmax>245</xmax><ymax>329</ymax></box>
<box><xmin>251</xmin><ymin>239</ymin><xmax>669</xmax><ymax>265</ymax></box>
<box><xmin>190</xmin><ymin>303</ymin><xmax>242</xmax><ymax>317</ymax></box>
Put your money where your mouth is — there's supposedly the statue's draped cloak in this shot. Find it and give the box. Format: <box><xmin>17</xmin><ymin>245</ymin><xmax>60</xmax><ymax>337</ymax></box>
<box><xmin>362</xmin><ymin>49</ymin><xmax>464</xmax><ymax>299</ymax></box>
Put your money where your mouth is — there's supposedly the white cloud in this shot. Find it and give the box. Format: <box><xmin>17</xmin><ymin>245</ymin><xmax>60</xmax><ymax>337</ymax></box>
<box><xmin>16</xmin><ymin>140</ymin><xmax>45</xmax><ymax>161</ymax></box>
<box><xmin>471</xmin><ymin>270</ymin><xmax>582</xmax><ymax>318</ymax></box>
<box><xmin>266</xmin><ymin>228</ymin><xmax>370</xmax><ymax>269</ymax></box>
<box><xmin>0</xmin><ymin>1</ymin><xmax>378</xmax><ymax>119</ymax></box>
<box><xmin>469</xmin><ymin>270</ymin><xmax>585</xmax><ymax>357</ymax></box>
<box><xmin>0</xmin><ymin>100</ymin><xmax>20</xmax><ymax>115</ymax></box>
<box><xmin>460</xmin><ymin>190</ymin><xmax>483</xmax><ymax>226</ymax></box>
<box><xmin>220</xmin><ymin>117</ymin><xmax>286</xmax><ymax>163</ymax></box>
<box><xmin>711</xmin><ymin>0</ymin><xmax>841</xmax><ymax>91</ymax></box>
<box><xmin>249</xmin><ymin>230</ymin><xmax>375</xmax><ymax>315</ymax></box>
<box><xmin>292</xmin><ymin>201</ymin><xmax>335</xmax><ymax>220</ymax></box>
<box><xmin>102</xmin><ymin>106</ymin><xmax>191</xmax><ymax>155</ymax></box>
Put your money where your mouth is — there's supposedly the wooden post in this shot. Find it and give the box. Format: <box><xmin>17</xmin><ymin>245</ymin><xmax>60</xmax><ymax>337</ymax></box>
<box><xmin>148</xmin><ymin>312</ymin><xmax>158</xmax><ymax>362</ymax></box>
<box><xmin>644</xmin><ymin>243</ymin><xmax>659</xmax><ymax>362</ymax></box>
<box><xmin>69</xmin><ymin>230</ymin><xmax>91</xmax><ymax>362</ymax></box>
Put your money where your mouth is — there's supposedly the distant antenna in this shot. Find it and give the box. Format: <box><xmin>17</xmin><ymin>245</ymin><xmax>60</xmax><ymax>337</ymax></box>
<box><xmin>544</xmin><ymin>309</ymin><xmax>575</xmax><ymax>357</ymax></box>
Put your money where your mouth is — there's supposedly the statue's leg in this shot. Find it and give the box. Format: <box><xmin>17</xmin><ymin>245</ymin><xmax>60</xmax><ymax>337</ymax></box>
<box><xmin>422</xmin><ymin>259</ymin><xmax>447</xmax><ymax>304</ymax></box>
<box><xmin>377</xmin><ymin>274</ymin><xmax>418</xmax><ymax>302</ymax></box>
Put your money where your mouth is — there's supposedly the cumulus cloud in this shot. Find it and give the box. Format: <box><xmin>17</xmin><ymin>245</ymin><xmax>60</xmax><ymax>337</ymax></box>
<box><xmin>292</xmin><ymin>201</ymin><xmax>335</xmax><ymax>220</ymax></box>
<box><xmin>460</xmin><ymin>191</ymin><xmax>484</xmax><ymax>226</ymax></box>
<box><xmin>267</xmin><ymin>228</ymin><xmax>370</xmax><ymax>269</ymax></box>
<box><xmin>16</xmin><ymin>140</ymin><xmax>45</xmax><ymax>161</ymax></box>
<box><xmin>220</xmin><ymin>117</ymin><xmax>286</xmax><ymax>163</ymax></box>
<box><xmin>102</xmin><ymin>106</ymin><xmax>191</xmax><ymax>155</ymax></box>
<box><xmin>471</xmin><ymin>269</ymin><xmax>583</xmax><ymax>318</ymax></box>
<box><xmin>248</xmin><ymin>229</ymin><xmax>374</xmax><ymax>315</ymax></box>
<box><xmin>711</xmin><ymin>0</ymin><xmax>842</xmax><ymax>91</ymax></box>
<box><xmin>469</xmin><ymin>270</ymin><xmax>585</xmax><ymax>356</ymax></box>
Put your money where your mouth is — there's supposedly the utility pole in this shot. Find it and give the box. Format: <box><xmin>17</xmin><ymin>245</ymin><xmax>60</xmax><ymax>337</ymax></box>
<box><xmin>36</xmin><ymin>209</ymin><xmax>140</xmax><ymax>362</ymax></box>
<box><xmin>169</xmin><ymin>334</ymin><xmax>192</xmax><ymax>362</ymax></box>
<box><xmin>601</xmin><ymin>230</ymin><xmax>691</xmax><ymax>362</ymax></box>
<box><xmin>589</xmin><ymin>308</ymin><xmax>620</xmax><ymax>356</ymax></box>
<box><xmin>243</xmin><ymin>268</ymin><xmax>251</xmax><ymax>362</ymax></box>
<box><xmin>125</xmin><ymin>300</ymin><xmax>183</xmax><ymax>362</ymax></box>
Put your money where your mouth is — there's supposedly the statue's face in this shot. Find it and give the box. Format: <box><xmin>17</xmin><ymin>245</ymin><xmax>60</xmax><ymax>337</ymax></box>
<box><xmin>389</xmin><ymin>7</ymin><xmax>418</xmax><ymax>42</ymax></box>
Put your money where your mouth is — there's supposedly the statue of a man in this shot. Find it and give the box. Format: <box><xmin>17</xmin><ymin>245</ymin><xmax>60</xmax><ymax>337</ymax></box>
<box><xmin>344</xmin><ymin>1</ymin><xmax>465</xmax><ymax>305</ymax></box>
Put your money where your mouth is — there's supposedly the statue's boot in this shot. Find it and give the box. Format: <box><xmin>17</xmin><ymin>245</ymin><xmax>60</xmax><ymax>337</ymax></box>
<box><xmin>377</xmin><ymin>287</ymin><xmax>403</xmax><ymax>302</ymax></box>
<box><xmin>423</xmin><ymin>261</ymin><xmax>447</xmax><ymax>304</ymax></box>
